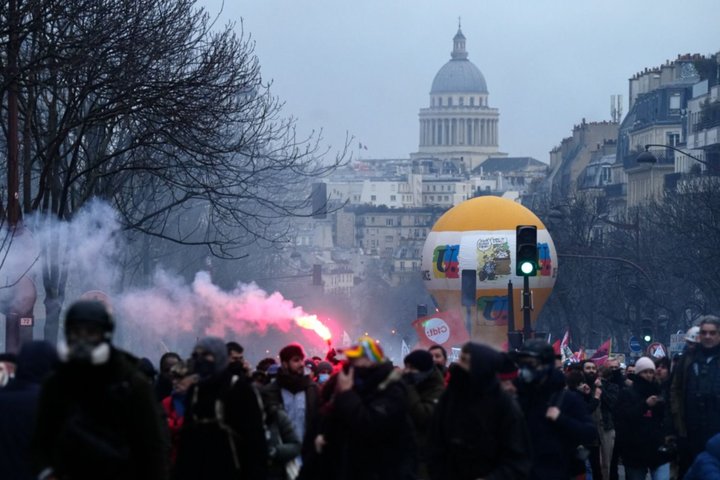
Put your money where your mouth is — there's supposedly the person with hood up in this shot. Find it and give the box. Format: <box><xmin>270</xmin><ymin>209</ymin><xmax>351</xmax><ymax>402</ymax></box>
<box><xmin>515</xmin><ymin>339</ymin><xmax>598</xmax><ymax>480</ymax></box>
<box><xmin>613</xmin><ymin>356</ymin><xmax>671</xmax><ymax>480</ymax></box>
<box><xmin>0</xmin><ymin>341</ymin><xmax>57</xmax><ymax>480</ymax></box>
<box><xmin>403</xmin><ymin>349</ymin><xmax>445</xmax><ymax>479</ymax></box>
<box><xmin>428</xmin><ymin>342</ymin><xmax>531</xmax><ymax>480</ymax></box>
<box><xmin>684</xmin><ymin>431</ymin><xmax>720</xmax><ymax>479</ymax></box>
<box><xmin>309</xmin><ymin>335</ymin><xmax>416</xmax><ymax>480</ymax></box>
<box><xmin>30</xmin><ymin>300</ymin><xmax>169</xmax><ymax>480</ymax></box>
<box><xmin>174</xmin><ymin>336</ymin><xmax>267</xmax><ymax>480</ymax></box>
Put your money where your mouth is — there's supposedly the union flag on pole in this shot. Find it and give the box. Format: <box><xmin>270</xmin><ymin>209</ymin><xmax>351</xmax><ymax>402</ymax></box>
<box><xmin>589</xmin><ymin>338</ymin><xmax>612</xmax><ymax>366</ymax></box>
<box><xmin>412</xmin><ymin>310</ymin><xmax>469</xmax><ymax>348</ymax></box>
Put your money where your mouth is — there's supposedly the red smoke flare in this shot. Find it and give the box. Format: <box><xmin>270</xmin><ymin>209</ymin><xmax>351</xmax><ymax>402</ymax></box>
<box><xmin>295</xmin><ymin>314</ymin><xmax>332</xmax><ymax>342</ymax></box>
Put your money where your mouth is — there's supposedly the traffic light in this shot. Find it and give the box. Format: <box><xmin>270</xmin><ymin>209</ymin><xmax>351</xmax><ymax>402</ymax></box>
<box><xmin>515</xmin><ymin>225</ymin><xmax>538</xmax><ymax>276</ymax></box>
<box><xmin>640</xmin><ymin>319</ymin><xmax>653</xmax><ymax>344</ymax></box>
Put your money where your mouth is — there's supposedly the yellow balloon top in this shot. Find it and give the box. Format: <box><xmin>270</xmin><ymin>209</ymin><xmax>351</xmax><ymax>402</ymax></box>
<box><xmin>432</xmin><ymin>196</ymin><xmax>547</xmax><ymax>232</ymax></box>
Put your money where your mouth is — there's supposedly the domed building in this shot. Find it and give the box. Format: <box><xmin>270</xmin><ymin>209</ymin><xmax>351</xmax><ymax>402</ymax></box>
<box><xmin>412</xmin><ymin>26</ymin><xmax>505</xmax><ymax>171</ymax></box>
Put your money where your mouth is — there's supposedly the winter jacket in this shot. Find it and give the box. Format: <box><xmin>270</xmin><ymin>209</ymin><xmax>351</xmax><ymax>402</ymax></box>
<box><xmin>405</xmin><ymin>366</ymin><xmax>445</xmax><ymax>459</ymax></box>
<box><xmin>673</xmin><ymin>344</ymin><xmax>720</xmax><ymax>444</ymax></box>
<box><xmin>613</xmin><ymin>376</ymin><xmax>667</xmax><ymax>469</ymax></box>
<box><xmin>0</xmin><ymin>341</ymin><xmax>57</xmax><ymax>480</ymax></box>
<box><xmin>517</xmin><ymin>368</ymin><xmax>598</xmax><ymax>480</ymax></box>
<box><xmin>161</xmin><ymin>393</ymin><xmax>186</xmax><ymax>465</ymax></box>
<box><xmin>684</xmin><ymin>432</ymin><xmax>720</xmax><ymax>480</ymax></box>
<box><xmin>266</xmin><ymin>405</ymin><xmax>302</xmax><ymax>480</ymax></box>
<box><xmin>31</xmin><ymin>348</ymin><xmax>169</xmax><ymax>480</ymax></box>
<box><xmin>313</xmin><ymin>361</ymin><xmax>417</xmax><ymax>480</ymax></box>
<box><xmin>174</xmin><ymin>370</ymin><xmax>267</xmax><ymax>480</ymax></box>
<box><xmin>262</xmin><ymin>370</ymin><xmax>320</xmax><ymax>461</ymax></box>
<box><xmin>428</xmin><ymin>344</ymin><xmax>531</xmax><ymax>480</ymax></box>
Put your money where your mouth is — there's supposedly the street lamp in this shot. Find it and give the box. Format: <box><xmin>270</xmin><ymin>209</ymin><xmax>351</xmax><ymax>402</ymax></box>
<box><xmin>636</xmin><ymin>144</ymin><xmax>711</xmax><ymax>167</ymax></box>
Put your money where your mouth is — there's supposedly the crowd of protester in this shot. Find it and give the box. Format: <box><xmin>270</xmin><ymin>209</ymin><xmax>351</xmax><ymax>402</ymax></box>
<box><xmin>1</xmin><ymin>299</ymin><xmax>720</xmax><ymax>479</ymax></box>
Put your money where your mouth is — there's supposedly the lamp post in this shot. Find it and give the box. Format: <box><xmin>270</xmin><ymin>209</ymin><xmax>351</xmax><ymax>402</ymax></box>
<box><xmin>636</xmin><ymin>144</ymin><xmax>713</xmax><ymax>170</ymax></box>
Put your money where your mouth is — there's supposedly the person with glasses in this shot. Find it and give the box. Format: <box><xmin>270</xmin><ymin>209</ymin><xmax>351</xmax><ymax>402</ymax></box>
<box><xmin>670</xmin><ymin>315</ymin><xmax>720</xmax><ymax>478</ymax></box>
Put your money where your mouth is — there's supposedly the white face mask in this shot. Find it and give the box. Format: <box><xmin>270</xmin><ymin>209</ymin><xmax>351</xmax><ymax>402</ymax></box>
<box><xmin>0</xmin><ymin>364</ymin><xmax>9</xmax><ymax>387</ymax></box>
<box><xmin>58</xmin><ymin>339</ymin><xmax>111</xmax><ymax>365</ymax></box>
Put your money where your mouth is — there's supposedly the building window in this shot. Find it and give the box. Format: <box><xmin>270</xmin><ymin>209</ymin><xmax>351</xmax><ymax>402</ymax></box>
<box><xmin>669</xmin><ymin>93</ymin><xmax>681</xmax><ymax>111</ymax></box>
<box><xmin>371</xmin><ymin>195</ymin><xmax>376</xmax><ymax>201</ymax></box>
<box><xmin>447</xmin><ymin>97</ymin><xmax>452</xmax><ymax>106</ymax></box>
<box><xmin>386</xmin><ymin>218</ymin><xmax>394</xmax><ymax>226</ymax></box>
<box><xmin>437</xmin><ymin>97</ymin><xmax>442</xmax><ymax>107</ymax></box>
<box><xmin>385</xmin><ymin>235</ymin><xmax>393</xmax><ymax>242</ymax></box>
<box><xmin>459</xmin><ymin>97</ymin><xmax>464</xmax><ymax>106</ymax></box>
<box><xmin>470</xmin><ymin>97</ymin><xmax>475</xmax><ymax>106</ymax></box>
<box><xmin>390</xmin><ymin>195</ymin><xmax>396</xmax><ymax>201</ymax></box>
<box><xmin>667</xmin><ymin>132</ymin><xmax>680</xmax><ymax>146</ymax></box>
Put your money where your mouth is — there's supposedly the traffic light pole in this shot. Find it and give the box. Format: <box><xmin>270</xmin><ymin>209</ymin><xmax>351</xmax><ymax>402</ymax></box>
<box><xmin>522</xmin><ymin>275</ymin><xmax>532</xmax><ymax>339</ymax></box>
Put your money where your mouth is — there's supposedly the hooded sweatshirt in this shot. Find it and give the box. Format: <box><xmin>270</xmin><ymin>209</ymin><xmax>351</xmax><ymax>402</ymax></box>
<box><xmin>428</xmin><ymin>343</ymin><xmax>532</xmax><ymax>480</ymax></box>
<box><xmin>684</xmin><ymin>432</ymin><xmax>720</xmax><ymax>480</ymax></box>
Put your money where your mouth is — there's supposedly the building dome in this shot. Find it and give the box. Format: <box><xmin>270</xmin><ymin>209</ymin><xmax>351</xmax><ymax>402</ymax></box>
<box><xmin>430</xmin><ymin>27</ymin><xmax>488</xmax><ymax>94</ymax></box>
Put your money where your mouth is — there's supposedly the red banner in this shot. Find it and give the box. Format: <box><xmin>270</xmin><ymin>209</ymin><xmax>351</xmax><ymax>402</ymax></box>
<box><xmin>589</xmin><ymin>338</ymin><xmax>612</xmax><ymax>366</ymax></box>
<box><xmin>412</xmin><ymin>310</ymin><xmax>469</xmax><ymax>348</ymax></box>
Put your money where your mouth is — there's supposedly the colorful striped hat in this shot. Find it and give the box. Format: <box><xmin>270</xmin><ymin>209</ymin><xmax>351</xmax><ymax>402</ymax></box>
<box><xmin>340</xmin><ymin>335</ymin><xmax>386</xmax><ymax>363</ymax></box>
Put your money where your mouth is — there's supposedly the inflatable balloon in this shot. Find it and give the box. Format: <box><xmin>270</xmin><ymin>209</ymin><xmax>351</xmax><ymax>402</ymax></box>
<box><xmin>421</xmin><ymin>196</ymin><xmax>557</xmax><ymax>349</ymax></box>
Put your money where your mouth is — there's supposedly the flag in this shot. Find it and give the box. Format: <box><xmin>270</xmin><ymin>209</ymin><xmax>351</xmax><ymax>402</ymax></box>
<box><xmin>573</xmin><ymin>347</ymin><xmax>586</xmax><ymax>362</ymax></box>
<box><xmin>560</xmin><ymin>328</ymin><xmax>571</xmax><ymax>363</ymax></box>
<box><xmin>412</xmin><ymin>310</ymin><xmax>469</xmax><ymax>348</ymax></box>
<box><xmin>589</xmin><ymin>338</ymin><xmax>612</xmax><ymax>366</ymax></box>
<box><xmin>342</xmin><ymin>330</ymin><xmax>352</xmax><ymax>347</ymax></box>
<box><xmin>401</xmin><ymin>339</ymin><xmax>410</xmax><ymax>358</ymax></box>
<box><xmin>552</xmin><ymin>339</ymin><xmax>561</xmax><ymax>356</ymax></box>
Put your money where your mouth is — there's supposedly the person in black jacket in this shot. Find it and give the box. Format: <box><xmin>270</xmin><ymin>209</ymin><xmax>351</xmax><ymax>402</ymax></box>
<box><xmin>613</xmin><ymin>356</ymin><xmax>670</xmax><ymax>480</ymax></box>
<box><xmin>0</xmin><ymin>341</ymin><xmax>57</xmax><ymax>480</ymax></box>
<box><xmin>515</xmin><ymin>339</ymin><xmax>598</xmax><ymax>480</ymax></box>
<box><xmin>311</xmin><ymin>335</ymin><xmax>416</xmax><ymax>480</ymax></box>
<box><xmin>174</xmin><ymin>336</ymin><xmax>267</xmax><ymax>480</ymax></box>
<box><xmin>31</xmin><ymin>300</ymin><xmax>169</xmax><ymax>480</ymax></box>
<box><xmin>428</xmin><ymin>342</ymin><xmax>531</xmax><ymax>480</ymax></box>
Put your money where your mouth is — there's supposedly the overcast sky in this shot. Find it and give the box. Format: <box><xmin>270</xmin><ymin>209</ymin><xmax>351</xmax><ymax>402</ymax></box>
<box><xmin>199</xmin><ymin>0</ymin><xmax>718</xmax><ymax>163</ymax></box>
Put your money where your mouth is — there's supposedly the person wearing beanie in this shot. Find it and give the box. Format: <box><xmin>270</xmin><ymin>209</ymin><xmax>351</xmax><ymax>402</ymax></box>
<box><xmin>402</xmin><ymin>350</ymin><xmax>445</xmax><ymax>479</ymax></box>
<box><xmin>614</xmin><ymin>356</ymin><xmax>671</xmax><ymax>480</ymax></box>
<box><xmin>315</xmin><ymin>361</ymin><xmax>333</xmax><ymax>385</ymax></box>
<box><xmin>174</xmin><ymin>337</ymin><xmax>267</xmax><ymax>480</ymax></box>
<box><xmin>262</xmin><ymin>342</ymin><xmax>320</xmax><ymax>474</ymax></box>
<box><xmin>429</xmin><ymin>342</ymin><xmax>531</xmax><ymax>480</ymax></box>
<box><xmin>31</xmin><ymin>300</ymin><xmax>169</xmax><ymax>480</ymax></box>
<box><xmin>671</xmin><ymin>315</ymin><xmax>720</xmax><ymax>477</ymax></box>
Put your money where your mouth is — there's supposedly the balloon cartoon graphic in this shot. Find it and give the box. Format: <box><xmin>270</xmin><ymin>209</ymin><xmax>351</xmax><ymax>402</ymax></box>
<box><xmin>421</xmin><ymin>196</ymin><xmax>557</xmax><ymax>349</ymax></box>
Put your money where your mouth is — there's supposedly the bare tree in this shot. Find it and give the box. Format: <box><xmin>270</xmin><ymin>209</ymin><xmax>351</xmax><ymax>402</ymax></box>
<box><xmin>0</xmin><ymin>0</ymin><xmax>346</xmax><ymax>342</ymax></box>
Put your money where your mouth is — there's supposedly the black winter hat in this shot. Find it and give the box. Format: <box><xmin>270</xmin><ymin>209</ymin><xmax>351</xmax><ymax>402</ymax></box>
<box><xmin>515</xmin><ymin>339</ymin><xmax>555</xmax><ymax>365</ymax></box>
<box><xmin>404</xmin><ymin>350</ymin><xmax>434</xmax><ymax>372</ymax></box>
<box><xmin>64</xmin><ymin>300</ymin><xmax>114</xmax><ymax>335</ymax></box>
<box><xmin>279</xmin><ymin>343</ymin><xmax>305</xmax><ymax>363</ymax></box>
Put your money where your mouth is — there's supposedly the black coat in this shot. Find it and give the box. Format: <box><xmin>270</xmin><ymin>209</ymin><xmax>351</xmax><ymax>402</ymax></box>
<box><xmin>174</xmin><ymin>370</ymin><xmax>268</xmax><ymax>480</ymax></box>
<box><xmin>0</xmin><ymin>341</ymin><xmax>57</xmax><ymax>480</ymax></box>
<box><xmin>428</xmin><ymin>344</ymin><xmax>531</xmax><ymax>480</ymax></box>
<box><xmin>614</xmin><ymin>376</ymin><xmax>667</xmax><ymax>469</ymax></box>
<box><xmin>518</xmin><ymin>368</ymin><xmax>598</xmax><ymax>480</ymax></box>
<box><xmin>31</xmin><ymin>348</ymin><xmax>169</xmax><ymax>480</ymax></box>
<box><xmin>314</xmin><ymin>362</ymin><xmax>417</xmax><ymax>480</ymax></box>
